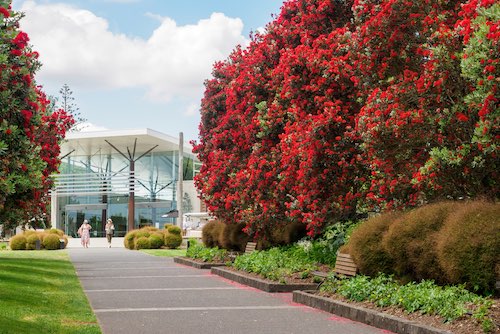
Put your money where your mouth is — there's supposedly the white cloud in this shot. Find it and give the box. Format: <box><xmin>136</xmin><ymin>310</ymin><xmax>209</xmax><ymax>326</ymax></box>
<box><xmin>184</xmin><ymin>102</ymin><xmax>200</xmax><ymax>116</ymax></box>
<box><xmin>18</xmin><ymin>1</ymin><xmax>247</xmax><ymax>102</ymax></box>
<box><xmin>72</xmin><ymin>122</ymin><xmax>108</xmax><ymax>132</ymax></box>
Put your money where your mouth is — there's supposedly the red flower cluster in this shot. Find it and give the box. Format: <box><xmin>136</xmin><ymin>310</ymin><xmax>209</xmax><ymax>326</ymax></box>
<box><xmin>195</xmin><ymin>0</ymin><xmax>499</xmax><ymax>239</ymax></box>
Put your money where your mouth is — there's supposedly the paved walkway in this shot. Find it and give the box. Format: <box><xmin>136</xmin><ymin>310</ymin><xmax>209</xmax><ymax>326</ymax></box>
<box><xmin>68</xmin><ymin>248</ymin><xmax>388</xmax><ymax>334</ymax></box>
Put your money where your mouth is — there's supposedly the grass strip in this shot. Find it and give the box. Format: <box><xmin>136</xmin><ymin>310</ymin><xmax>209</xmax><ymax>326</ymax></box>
<box><xmin>139</xmin><ymin>249</ymin><xmax>186</xmax><ymax>257</ymax></box>
<box><xmin>0</xmin><ymin>250</ymin><xmax>101</xmax><ymax>334</ymax></box>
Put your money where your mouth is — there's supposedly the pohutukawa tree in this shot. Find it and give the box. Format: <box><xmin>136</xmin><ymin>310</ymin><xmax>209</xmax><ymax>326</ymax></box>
<box><xmin>0</xmin><ymin>1</ymin><xmax>74</xmax><ymax>231</ymax></box>
<box><xmin>194</xmin><ymin>0</ymin><xmax>499</xmax><ymax>239</ymax></box>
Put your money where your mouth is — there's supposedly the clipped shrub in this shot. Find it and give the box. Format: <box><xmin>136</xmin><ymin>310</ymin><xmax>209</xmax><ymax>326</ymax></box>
<box><xmin>383</xmin><ymin>202</ymin><xmax>458</xmax><ymax>282</ymax></box>
<box><xmin>164</xmin><ymin>233</ymin><xmax>182</xmax><ymax>249</ymax></box>
<box><xmin>46</xmin><ymin>228</ymin><xmax>64</xmax><ymax>237</ymax></box>
<box><xmin>149</xmin><ymin>234</ymin><xmax>164</xmax><ymax>249</ymax></box>
<box><xmin>202</xmin><ymin>220</ymin><xmax>224</xmax><ymax>248</ymax></box>
<box><xmin>62</xmin><ymin>236</ymin><xmax>68</xmax><ymax>248</ymax></box>
<box><xmin>348</xmin><ymin>211</ymin><xmax>402</xmax><ymax>276</ymax></box>
<box><xmin>135</xmin><ymin>230</ymin><xmax>150</xmax><ymax>239</ymax></box>
<box><xmin>220</xmin><ymin>223</ymin><xmax>237</xmax><ymax>250</ymax></box>
<box><xmin>167</xmin><ymin>225</ymin><xmax>181</xmax><ymax>235</ymax></box>
<box><xmin>124</xmin><ymin>231</ymin><xmax>137</xmax><ymax>249</ymax></box>
<box><xmin>25</xmin><ymin>233</ymin><xmax>41</xmax><ymax>250</ymax></box>
<box><xmin>135</xmin><ymin>236</ymin><xmax>151</xmax><ymax>250</ymax></box>
<box><xmin>283</xmin><ymin>222</ymin><xmax>307</xmax><ymax>244</ymax></box>
<box><xmin>437</xmin><ymin>201</ymin><xmax>500</xmax><ymax>294</ymax></box>
<box><xmin>141</xmin><ymin>226</ymin><xmax>158</xmax><ymax>232</ymax></box>
<box><xmin>43</xmin><ymin>233</ymin><xmax>61</xmax><ymax>250</ymax></box>
<box><xmin>9</xmin><ymin>235</ymin><xmax>27</xmax><ymax>250</ymax></box>
<box><xmin>230</xmin><ymin>222</ymin><xmax>250</xmax><ymax>252</ymax></box>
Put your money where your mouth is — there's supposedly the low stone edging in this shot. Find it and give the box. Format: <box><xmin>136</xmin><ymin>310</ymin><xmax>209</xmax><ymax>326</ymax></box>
<box><xmin>211</xmin><ymin>266</ymin><xmax>318</xmax><ymax>292</ymax></box>
<box><xmin>293</xmin><ymin>290</ymin><xmax>453</xmax><ymax>334</ymax></box>
<box><xmin>173</xmin><ymin>256</ymin><xmax>227</xmax><ymax>269</ymax></box>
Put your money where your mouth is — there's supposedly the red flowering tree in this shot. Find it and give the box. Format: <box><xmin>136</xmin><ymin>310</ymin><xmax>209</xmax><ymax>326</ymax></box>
<box><xmin>195</xmin><ymin>0</ymin><xmax>499</xmax><ymax>240</ymax></box>
<box><xmin>355</xmin><ymin>0</ymin><xmax>499</xmax><ymax>208</ymax></box>
<box><xmin>0</xmin><ymin>2</ymin><xmax>73</xmax><ymax>231</ymax></box>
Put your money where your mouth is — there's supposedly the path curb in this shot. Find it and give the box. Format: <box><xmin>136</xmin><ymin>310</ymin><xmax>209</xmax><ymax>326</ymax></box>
<box><xmin>293</xmin><ymin>290</ymin><xmax>453</xmax><ymax>334</ymax></box>
<box><xmin>211</xmin><ymin>267</ymin><xmax>318</xmax><ymax>292</ymax></box>
<box><xmin>173</xmin><ymin>256</ymin><xmax>226</xmax><ymax>269</ymax></box>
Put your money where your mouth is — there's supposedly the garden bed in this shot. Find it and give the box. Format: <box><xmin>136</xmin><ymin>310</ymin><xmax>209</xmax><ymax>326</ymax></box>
<box><xmin>294</xmin><ymin>290</ymin><xmax>499</xmax><ymax>334</ymax></box>
<box><xmin>173</xmin><ymin>256</ymin><xmax>227</xmax><ymax>269</ymax></box>
<box><xmin>211</xmin><ymin>266</ymin><xmax>319</xmax><ymax>292</ymax></box>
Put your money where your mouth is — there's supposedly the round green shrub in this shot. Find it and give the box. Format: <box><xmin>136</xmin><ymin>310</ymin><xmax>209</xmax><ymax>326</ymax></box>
<box><xmin>149</xmin><ymin>234</ymin><xmax>164</xmax><ymax>249</ymax></box>
<box><xmin>164</xmin><ymin>233</ymin><xmax>182</xmax><ymax>249</ymax></box>
<box><xmin>46</xmin><ymin>228</ymin><xmax>64</xmax><ymax>237</ymax></box>
<box><xmin>43</xmin><ymin>234</ymin><xmax>61</xmax><ymax>250</ymax></box>
<box><xmin>167</xmin><ymin>225</ymin><xmax>182</xmax><ymax>235</ymax></box>
<box><xmin>230</xmin><ymin>222</ymin><xmax>250</xmax><ymax>252</ymax></box>
<box><xmin>124</xmin><ymin>231</ymin><xmax>137</xmax><ymax>249</ymax></box>
<box><xmin>25</xmin><ymin>234</ymin><xmax>41</xmax><ymax>250</ymax></box>
<box><xmin>220</xmin><ymin>223</ymin><xmax>236</xmax><ymax>250</ymax></box>
<box><xmin>135</xmin><ymin>236</ymin><xmax>151</xmax><ymax>250</ymax></box>
<box><xmin>383</xmin><ymin>202</ymin><xmax>458</xmax><ymax>282</ymax></box>
<box><xmin>135</xmin><ymin>230</ymin><xmax>150</xmax><ymax>239</ymax></box>
<box><xmin>9</xmin><ymin>235</ymin><xmax>27</xmax><ymax>250</ymax></box>
<box><xmin>348</xmin><ymin>211</ymin><xmax>402</xmax><ymax>276</ymax></box>
<box><xmin>437</xmin><ymin>201</ymin><xmax>500</xmax><ymax>294</ymax></box>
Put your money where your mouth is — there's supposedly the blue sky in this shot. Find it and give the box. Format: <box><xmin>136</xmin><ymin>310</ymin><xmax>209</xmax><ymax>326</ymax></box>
<box><xmin>12</xmin><ymin>0</ymin><xmax>285</xmax><ymax>142</ymax></box>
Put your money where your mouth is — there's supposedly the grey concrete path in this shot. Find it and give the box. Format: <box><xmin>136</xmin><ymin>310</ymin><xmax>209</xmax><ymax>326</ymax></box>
<box><xmin>68</xmin><ymin>248</ymin><xmax>389</xmax><ymax>334</ymax></box>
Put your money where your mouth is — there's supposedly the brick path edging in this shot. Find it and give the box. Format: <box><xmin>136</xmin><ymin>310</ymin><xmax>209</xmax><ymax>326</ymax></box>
<box><xmin>211</xmin><ymin>267</ymin><xmax>318</xmax><ymax>293</ymax></box>
<box><xmin>293</xmin><ymin>290</ymin><xmax>453</xmax><ymax>334</ymax></box>
<box><xmin>173</xmin><ymin>256</ymin><xmax>227</xmax><ymax>269</ymax></box>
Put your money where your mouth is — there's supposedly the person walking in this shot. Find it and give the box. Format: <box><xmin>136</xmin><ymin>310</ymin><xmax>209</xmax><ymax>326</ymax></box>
<box><xmin>105</xmin><ymin>218</ymin><xmax>115</xmax><ymax>248</ymax></box>
<box><xmin>77</xmin><ymin>220</ymin><xmax>92</xmax><ymax>248</ymax></box>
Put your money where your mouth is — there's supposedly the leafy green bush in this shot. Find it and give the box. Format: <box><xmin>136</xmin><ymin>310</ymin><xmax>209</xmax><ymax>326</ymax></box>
<box><xmin>164</xmin><ymin>233</ymin><xmax>182</xmax><ymax>249</ymax></box>
<box><xmin>320</xmin><ymin>274</ymin><xmax>494</xmax><ymax>328</ymax></box>
<box><xmin>135</xmin><ymin>236</ymin><xmax>151</xmax><ymax>250</ymax></box>
<box><xmin>232</xmin><ymin>245</ymin><xmax>317</xmax><ymax>282</ymax></box>
<box><xmin>186</xmin><ymin>239</ymin><xmax>228</xmax><ymax>262</ymax></box>
<box><xmin>383</xmin><ymin>202</ymin><xmax>458</xmax><ymax>282</ymax></box>
<box><xmin>348</xmin><ymin>212</ymin><xmax>402</xmax><ymax>276</ymax></box>
<box><xmin>9</xmin><ymin>235</ymin><xmax>27</xmax><ymax>250</ymax></box>
<box><xmin>46</xmin><ymin>228</ymin><xmax>64</xmax><ymax>237</ymax></box>
<box><xmin>149</xmin><ymin>234</ymin><xmax>164</xmax><ymax>249</ymax></box>
<box><xmin>43</xmin><ymin>234</ymin><xmax>61</xmax><ymax>250</ymax></box>
<box><xmin>437</xmin><ymin>201</ymin><xmax>500</xmax><ymax>294</ymax></box>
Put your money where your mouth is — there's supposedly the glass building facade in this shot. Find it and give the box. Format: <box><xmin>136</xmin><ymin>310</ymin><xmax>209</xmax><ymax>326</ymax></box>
<box><xmin>51</xmin><ymin>129</ymin><xmax>201</xmax><ymax>237</ymax></box>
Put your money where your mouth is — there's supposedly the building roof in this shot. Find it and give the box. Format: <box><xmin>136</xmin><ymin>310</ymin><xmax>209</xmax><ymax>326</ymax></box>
<box><xmin>61</xmin><ymin>128</ymin><xmax>194</xmax><ymax>157</ymax></box>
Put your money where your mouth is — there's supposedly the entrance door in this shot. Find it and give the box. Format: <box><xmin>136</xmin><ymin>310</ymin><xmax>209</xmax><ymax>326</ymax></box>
<box><xmin>65</xmin><ymin>204</ymin><xmax>107</xmax><ymax>238</ymax></box>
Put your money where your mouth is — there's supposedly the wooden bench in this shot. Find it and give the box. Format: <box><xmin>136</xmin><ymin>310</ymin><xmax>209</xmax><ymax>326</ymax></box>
<box><xmin>229</xmin><ymin>241</ymin><xmax>257</xmax><ymax>261</ymax></box>
<box><xmin>312</xmin><ymin>252</ymin><xmax>358</xmax><ymax>285</ymax></box>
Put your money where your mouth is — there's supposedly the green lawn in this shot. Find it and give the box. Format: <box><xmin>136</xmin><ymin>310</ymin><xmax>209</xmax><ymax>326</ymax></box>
<box><xmin>0</xmin><ymin>250</ymin><xmax>101</xmax><ymax>334</ymax></box>
<box><xmin>140</xmin><ymin>248</ymin><xmax>186</xmax><ymax>257</ymax></box>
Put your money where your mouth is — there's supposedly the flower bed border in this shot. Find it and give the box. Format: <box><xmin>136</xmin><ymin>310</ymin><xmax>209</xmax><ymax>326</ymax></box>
<box><xmin>173</xmin><ymin>256</ymin><xmax>227</xmax><ymax>269</ymax></box>
<box><xmin>293</xmin><ymin>290</ymin><xmax>453</xmax><ymax>334</ymax></box>
<box><xmin>211</xmin><ymin>266</ymin><xmax>318</xmax><ymax>292</ymax></box>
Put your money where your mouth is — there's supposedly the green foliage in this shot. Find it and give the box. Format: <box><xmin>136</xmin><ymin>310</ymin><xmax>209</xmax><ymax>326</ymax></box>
<box><xmin>135</xmin><ymin>236</ymin><xmax>151</xmax><ymax>250</ymax></box>
<box><xmin>232</xmin><ymin>245</ymin><xmax>317</xmax><ymax>282</ymax></box>
<box><xmin>186</xmin><ymin>239</ymin><xmax>228</xmax><ymax>262</ymax></box>
<box><xmin>9</xmin><ymin>235</ymin><xmax>26</xmax><ymax>250</ymax></box>
<box><xmin>164</xmin><ymin>233</ymin><xmax>182</xmax><ymax>249</ymax></box>
<box><xmin>42</xmin><ymin>234</ymin><xmax>61</xmax><ymax>250</ymax></box>
<box><xmin>437</xmin><ymin>201</ymin><xmax>500</xmax><ymax>294</ymax></box>
<box><xmin>46</xmin><ymin>228</ymin><xmax>64</xmax><ymax>237</ymax></box>
<box><xmin>321</xmin><ymin>274</ymin><xmax>495</xmax><ymax>328</ymax></box>
<box><xmin>148</xmin><ymin>234</ymin><xmax>163</xmax><ymax>249</ymax></box>
<box><xmin>166</xmin><ymin>225</ymin><xmax>181</xmax><ymax>235</ymax></box>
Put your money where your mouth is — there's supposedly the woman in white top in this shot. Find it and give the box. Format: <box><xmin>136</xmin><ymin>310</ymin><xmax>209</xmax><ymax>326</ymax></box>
<box><xmin>105</xmin><ymin>218</ymin><xmax>115</xmax><ymax>248</ymax></box>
